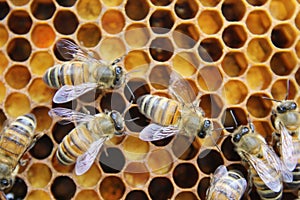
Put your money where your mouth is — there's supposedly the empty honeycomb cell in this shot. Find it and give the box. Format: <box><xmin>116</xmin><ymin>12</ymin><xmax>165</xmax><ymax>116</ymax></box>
<box><xmin>75</xmin><ymin>190</ymin><xmax>100</xmax><ymax>200</ymax></box>
<box><xmin>99</xmin><ymin>147</ymin><xmax>125</xmax><ymax>173</ymax></box>
<box><xmin>27</xmin><ymin>190</ymin><xmax>51</xmax><ymax>200</ymax></box>
<box><xmin>198</xmin><ymin>38</ymin><xmax>223</xmax><ymax>62</ymax></box>
<box><xmin>30</xmin><ymin>51</ymin><xmax>54</xmax><ymax>76</ymax></box>
<box><xmin>148</xmin><ymin>177</ymin><xmax>174</xmax><ymax>200</ymax></box>
<box><xmin>199</xmin><ymin>94</ymin><xmax>223</xmax><ymax>118</ymax></box>
<box><xmin>198</xmin><ymin>10</ymin><xmax>223</xmax><ymax>35</ymax></box>
<box><xmin>222</xmin><ymin>25</ymin><xmax>247</xmax><ymax>48</ymax></box>
<box><xmin>31</xmin><ymin>24</ymin><xmax>55</xmax><ymax>48</ymax></box>
<box><xmin>0</xmin><ymin>1</ymin><xmax>9</xmax><ymax>20</ymax></box>
<box><xmin>271</xmin><ymin>79</ymin><xmax>297</xmax><ymax>100</ymax></box>
<box><xmin>147</xmin><ymin>149</ymin><xmax>173</xmax><ymax>174</ymax></box>
<box><xmin>51</xmin><ymin>153</ymin><xmax>74</xmax><ymax>173</ymax></box>
<box><xmin>0</xmin><ymin>81</ymin><xmax>6</xmax><ymax>104</ymax></box>
<box><xmin>197</xmin><ymin>149</ymin><xmax>224</xmax><ymax>174</ymax></box>
<box><xmin>270</xmin><ymin>51</ymin><xmax>297</xmax><ymax>76</ymax></box>
<box><xmin>246</xmin><ymin>94</ymin><xmax>273</xmax><ymax>118</ymax></box>
<box><xmin>174</xmin><ymin>0</ymin><xmax>198</xmax><ymax>19</ymax></box>
<box><xmin>8</xmin><ymin>177</ymin><xmax>27</xmax><ymax>199</ymax></box>
<box><xmin>52</xmin><ymin>122</ymin><xmax>75</xmax><ymax>144</ymax></box>
<box><xmin>125</xmin><ymin>190</ymin><xmax>149</xmax><ymax>200</ymax></box>
<box><xmin>124</xmin><ymin>24</ymin><xmax>150</xmax><ymax>48</ymax></box>
<box><xmin>0</xmin><ymin>25</ymin><xmax>8</xmax><ymax>47</ymax></box>
<box><xmin>124</xmin><ymin>78</ymin><xmax>150</xmax><ymax>103</ymax></box>
<box><xmin>123</xmin><ymin>162</ymin><xmax>150</xmax><ymax>187</ymax></box>
<box><xmin>172</xmin><ymin>135</ymin><xmax>200</xmax><ymax>160</ymax></box>
<box><xmin>99</xmin><ymin>176</ymin><xmax>125</xmax><ymax>200</ymax></box>
<box><xmin>246</xmin><ymin>65</ymin><xmax>272</xmax><ymax>90</ymax></box>
<box><xmin>102</xmin><ymin>9</ymin><xmax>125</xmax><ymax>34</ymax></box>
<box><xmin>175</xmin><ymin>192</ymin><xmax>198</xmax><ymax>200</ymax></box>
<box><xmin>99</xmin><ymin>37</ymin><xmax>126</xmax><ymax>62</ymax></box>
<box><xmin>100</xmin><ymin>92</ymin><xmax>126</xmax><ymax>113</ymax></box>
<box><xmin>197</xmin><ymin>177</ymin><xmax>210</xmax><ymax>200</ymax></box>
<box><xmin>56</xmin><ymin>0</ymin><xmax>76</xmax><ymax>7</ymax></box>
<box><xmin>125</xmin><ymin>0</ymin><xmax>149</xmax><ymax>21</ymax></box>
<box><xmin>151</xmin><ymin>0</ymin><xmax>172</xmax><ymax>6</ymax></box>
<box><xmin>172</xmin><ymin>52</ymin><xmax>198</xmax><ymax>77</ymax></box>
<box><xmin>76</xmin><ymin>0</ymin><xmax>101</xmax><ymax>20</ymax></box>
<box><xmin>7</xmin><ymin>37</ymin><xmax>31</xmax><ymax>62</ymax></box>
<box><xmin>5</xmin><ymin>65</ymin><xmax>31</xmax><ymax>89</ymax></box>
<box><xmin>246</xmin><ymin>0</ymin><xmax>267</xmax><ymax>6</ymax></box>
<box><xmin>51</xmin><ymin>176</ymin><xmax>76</xmax><ymax>200</ymax></box>
<box><xmin>74</xmin><ymin>164</ymin><xmax>101</xmax><ymax>187</ymax></box>
<box><xmin>253</xmin><ymin>120</ymin><xmax>273</xmax><ymax>140</ymax></box>
<box><xmin>150</xmin><ymin>9</ymin><xmax>174</xmax><ymax>34</ymax></box>
<box><xmin>124</xmin><ymin>50</ymin><xmax>150</xmax><ymax>77</ymax></box>
<box><xmin>77</xmin><ymin>23</ymin><xmax>101</xmax><ymax>47</ymax></box>
<box><xmin>0</xmin><ymin>110</ymin><xmax>7</xmax><ymax>130</ymax></box>
<box><xmin>30</xmin><ymin>0</ymin><xmax>56</xmax><ymax>20</ymax></box>
<box><xmin>269</xmin><ymin>0</ymin><xmax>295</xmax><ymax>21</ymax></box>
<box><xmin>199</xmin><ymin>0</ymin><xmax>220</xmax><ymax>6</ymax></box>
<box><xmin>223</xmin><ymin>80</ymin><xmax>248</xmax><ymax>105</ymax></box>
<box><xmin>246</xmin><ymin>37</ymin><xmax>272</xmax><ymax>63</ymax></box>
<box><xmin>222</xmin><ymin>107</ymin><xmax>247</xmax><ymax>131</ymax></box>
<box><xmin>271</xmin><ymin>24</ymin><xmax>296</xmax><ymax>48</ymax></box>
<box><xmin>54</xmin><ymin>10</ymin><xmax>79</xmax><ymax>35</ymax></box>
<box><xmin>8</xmin><ymin>10</ymin><xmax>32</xmax><ymax>34</ymax></box>
<box><xmin>149</xmin><ymin>65</ymin><xmax>171</xmax><ymax>89</ymax></box>
<box><xmin>173</xmin><ymin>23</ymin><xmax>199</xmax><ymax>49</ymax></box>
<box><xmin>28</xmin><ymin>78</ymin><xmax>56</xmax><ymax>103</ymax></box>
<box><xmin>246</xmin><ymin>10</ymin><xmax>271</xmax><ymax>34</ymax></box>
<box><xmin>29</xmin><ymin>134</ymin><xmax>53</xmax><ymax>160</ymax></box>
<box><xmin>27</xmin><ymin>163</ymin><xmax>52</xmax><ymax>188</ymax></box>
<box><xmin>102</xmin><ymin>0</ymin><xmax>122</xmax><ymax>6</ymax></box>
<box><xmin>150</xmin><ymin>37</ymin><xmax>174</xmax><ymax>62</ymax></box>
<box><xmin>122</xmin><ymin>136</ymin><xmax>149</xmax><ymax>160</ymax></box>
<box><xmin>221</xmin><ymin>0</ymin><xmax>246</xmax><ymax>21</ymax></box>
<box><xmin>221</xmin><ymin>52</ymin><xmax>247</xmax><ymax>77</ymax></box>
<box><xmin>5</xmin><ymin>92</ymin><xmax>30</xmax><ymax>118</ymax></box>
<box><xmin>197</xmin><ymin>66</ymin><xmax>223</xmax><ymax>91</ymax></box>
<box><xmin>0</xmin><ymin>52</ymin><xmax>8</xmax><ymax>74</ymax></box>
<box><xmin>173</xmin><ymin>163</ymin><xmax>199</xmax><ymax>188</ymax></box>
<box><xmin>10</xmin><ymin>0</ymin><xmax>29</xmax><ymax>6</ymax></box>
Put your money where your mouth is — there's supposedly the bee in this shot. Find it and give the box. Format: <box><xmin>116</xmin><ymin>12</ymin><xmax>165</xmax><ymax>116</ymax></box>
<box><xmin>206</xmin><ymin>165</ymin><xmax>247</xmax><ymax>200</ymax></box>
<box><xmin>48</xmin><ymin>107</ymin><xmax>125</xmax><ymax>175</ymax></box>
<box><xmin>43</xmin><ymin>39</ymin><xmax>126</xmax><ymax>104</ymax></box>
<box><xmin>0</xmin><ymin>114</ymin><xmax>40</xmax><ymax>190</ymax></box>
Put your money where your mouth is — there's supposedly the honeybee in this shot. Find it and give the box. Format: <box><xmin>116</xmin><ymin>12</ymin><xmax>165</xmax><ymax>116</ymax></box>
<box><xmin>43</xmin><ymin>39</ymin><xmax>126</xmax><ymax>103</ymax></box>
<box><xmin>0</xmin><ymin>114</ymin><xmax>40</xmax><ymax>190</ymax></box>
<box><xmin>48</xmin><ymin>107</ymin><xmax>125</xmax><ymax>175</ymax></box>
<box><xmin>206</xmin><ymin>165</ymin><xmax>247</xmax><ymax>200</ymax></box>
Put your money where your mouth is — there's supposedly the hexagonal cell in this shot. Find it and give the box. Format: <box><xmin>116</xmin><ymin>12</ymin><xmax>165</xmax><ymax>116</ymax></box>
<box><xmin>30</xmin><ymin>0</ymin><xmax>56</xmax><ymax>20</ymax></box>
<box><xmin>56</xmin><ymin>0</ymin><xmax>76</xmax><ymax>7</ymax></box>
<box><xmin>173</xmin><ymin>23</ymin><xmax>199</xmax><ymax>49</ymax></box>
<box><xmin>199</xmin><ymin>0</ymin><xmax>221</xmax><ymax>6</ymax></box>
<box><xmin>30</xmin><ymin>51</ymin><xmax>54</xmax><ymax>76</ymax></box>
<box><xmin>269</xmin><ymin>0</ymin><xmax>295</xmax><ymax>20</ymax></box>
<box><xmin>99</xmin><ymin>176</ymin><xmax>125</xmax><ymax>200</ymax></box>
<box><xmin>0</xmin><ymin>51</ymin><xmax>8</xmax><ymax>75</ymax></box>
<box><xmin>102</xmin><ymin>0</ymin><xmax>123</xmax><ymax>6</ymax></box>
<box><xmin>149</xmin><ymin>65</ymin><xmax>171</xmax><ymax>90</ymax></box>
<box><xmin>246</xmin><ymin>93</ymin><xmax>273</xmax><ymax>118</ymax></box>
<box><xmin>51</xmin><ymin>176</ymin><xmax>76</xmax><ymax>200</ymax></box>
<box><xmin>222</xmin><ymin>25</ymin><xmax>247</xmax><ymax>48</ymax></box>
<box><xmin>246</xmin><ymin>65</ymin><xmax>272</xmax><ymax>90</ymax></box>
<box><xmin>271</xmin><ymin>24</ymin><xmax>297</xmax><ymax>48</ymax></box>
<box><xmin>198</xmin><ymin>10</ymin><xmax>223</xmax><ymax>35</ymax></box>
<box><xmin>124</xmin><ymin>50</ymin><xmax>150</xmax><ymax>76</ymax></box>
<box><xmin>124</xmin><ymin>107</ymin><xmax>148</xmax><ymax>132</ymax></box>
<box><xmin>76</xmin><ymin>0</ymin><xmax>101</xmax><ymax>20</ymax></box>
<box><xmin>175</xmin><ymin>192</ymin><xmax>198</xmax><ymax>200</ymax></box>
<box><xmin>253</xmin><ymin>120</ymin><xmax>273</xmax><ymax>140</ymax></box>
<box><xmin>173</xmin><ymin>163</ymin><xmax>198</xmax><ymax>188</ymax></box>
<box><xmin>175</xmin><ymin>0</ymin><xmax>198</xmax><ymax>19</ymax></box>
<box><xmin>199</xmin><ymin>94</ymin><xmax>223</xmax><ymax>118</ymax></box>
<box><xmin>7</xmin><ymin>177</ymin><xmax>27</xmax><ymax>200</ymax></box>
<box><xmin>150</xmin><ymin>0</ymin><xmax>172</xmax><ymax>6</ymax></box>
<box><xmin>246</xmin><ymin>0</ymin><xmax>267</xmax><ymax>6</ymax></box>
<box><xmin>124</xmin><ymin>78</ymin><xmax>150</xmax><ymax>103</ymax></box>
<box><xmin>74</xmin><ymin>164</ymin><xmax>101</xmax><ymax>187</ymax></box>
<box><xmin>172</xmin><ymin>135</ymin><xmax>200</xmax><ymax>160</ymax></box>
<box><xmin>125</xmin><ymin>190</ymin><xmax>149</xmax><ymax>200</ymax></box>
<box><xmin>75</xmin><ymin>190</ymin><xmax>100</xmax><ymax>200</ymax></box>
<box><xmin>247</xmin><ymin>37</ymin><xmax>272</xmax><ymax>63</ymax></box>
<box><xmin>7</xmin><ymin>37</ymin><xmax>32</xmax><ymax>62</ymax></box>
<box><xmin>150</xmin><ymin>37</ymin><xmax>174</xmax><ymax>62</ymax></box>
<box><xmin>0</xmin><ymin>25</ymin><xmax>8</xmax><ymax>47</ymax></box>
<box><xmin>172</xmin><ymin>52</ymin><xmax>198</xmax><ymax>77</ymax></box>
<box><xmin>54</xmin><ymin>10</ymin><xmax>79</xmax><ymax>35</ymax></box>
<box><xmin>27</xmin><ymin>163</ymin><xmax>52</xmax><ymax>188</ymax></box>
<box><xmin>99</xmin><ymin>37</ymin><xmax>126</xmax><ymax>61</ymax></box>
<box><xmin>270</xmin><ymin>51</ymin><xmax>297</xmax><ymax>76</ymax></box>
<box><xmin>5</xmin><ymin>92</ymin><xmax>31</xmax><ymax>118</ymax></box>
<box><xmin>246</xmin><ymin>10</ymin><xmax>271</xmax><ymax>34</ymax></box>
<box><xmin>52</xmin><ymin>121</ymin><xmax>74</xmax><ymax>144</ymax></box>
<box><xmin>5</xmin><ymin>65</ymin><xmax>31</xmax><ymax>89</ymax></box>
<box><xmin>123</xmin><ymin>162</ymin><xmax>150</xmax><ymax>187</ymax></box>
<box><xmin>99</xmin><ymin>147</ymin><xmax>125</xmax><ymax>173</ymax></box>
<box><xmin>51</xmin><ymin>152</ymin><xmax>74</xmax><ymax>173</ymax></box>
<box><xmin>221</xmin><ymin>52</ymin><xmax>248</xmax><ymax>77</ymax></box>
<box><xmin>221</xmin><ymin>135</ymin><xmax>241</xmax><ymax>161</ymax></box>
<box><xmin>8</xmin><ymin>10</ymin><xmax>32</xmax><ymax>34</ymax></box>
<box><xmin>31</xmin><ymin>24</ymin><xmax>55</xmax><ymax>48</ymax></box>
<box><xmin>271</xmin><ymin>79</ymin><xmax>297</xmax><ymax>100</ymax></box>
<box><xmin>221</xmin><ymin>107</ymin><xmax>247</xmax><ymax>131</ymax></box>
<box><xmin>101</xmin><ymin>9</ymin><xmax>125</xmax><ymax>34</ymax></box>
<box><xmin>197</xmin><ymin>149</ymin><xmax>224</xmax><ymax>174</ymax></box>
<box><xmin>147</xmin><ymin>149</ymin><xmax>173</xmax><ymax>174</ymax></box>
<box><xmin>296</xmin><ymin>40</ymin><xmax>300</xmax><ymax>58</ymax></box>
<box><xmin>100</xmin><ymin>92</ymin><xmax>126</xmax><ymax>113</ymax></box>
<box><xmin>77</xmin><ymin>23</ymin><xmax>101</xmax><ymax>47</ymax></box>
<box><xmin>122</xmin><ymin>136</ymin><xmax>149</xmax><ymax>160</ymax></box>
<box><xmin>148</xmin><ymin>177</ymin><xmax>174</xmax><ymax>200</ymax></box>
<box><xmin>197</xmin><ymin>177</ymin><xmax>210</xmax><ymax>200</ymax></box>
<box><xmin>27</xmin><ymin>190</ymin><xmax>51</xmax><ymax>200</ymax></box>
<box><xmin>28</xmin><ymin>78</ymin><xmax>56</xmax><ymax>103</ymax></box>
<box><xmin>125</xmin><ymin>24</ymin><xmax>150</xmax><ymax>48</ymax></box>
<box><xmin>296</xmin><ymin>11</ymin><xmax>300</xmax><ymax>30</ymax></box>
<box><xmin>197</xmin><ymin>65</ymin><xmax>223</xmax><ymax>91</ymax></box>
<box><xmin>198</xmin><ymin>38</ymin><xmax>223</xmax><ymax>62</ymax></box>
<box><xmin>0</xmin><ymin>81</ymin><xmax>6</xmax><ymax>104</ymax></box>
<box><xmin>0</xmin><ymin>1</ymin><xmax>10</xmax><ymax>20</ymax></box>
<box><xmin>29</xmin><ymin>134</ymin><xmax>53</xmax><ymax>160</ymax></box>
<box><xmin>150</xmin><ymin>9</ymin><xmax>174</xmax><ymax>34</ymax></box>
<box><xmin>125</xmin><ymin>0</ymin><xmax>150</xmax><ymax>21</ymax></box>
<box><xmin>221</xmin><ymin>0</ymin><xmax>246</xmax><ymax>21</ymax></box>
<box><xmin>223</xmin><ymin>80</ymin><xmax>248</xmax><ymax>105</ymax></box>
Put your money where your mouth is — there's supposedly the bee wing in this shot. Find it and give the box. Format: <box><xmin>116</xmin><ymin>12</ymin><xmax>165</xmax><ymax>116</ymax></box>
<box><xmin>48</xmin><ymin>107</ymin><xmax>95</xmax><ymax>124</ymax></box>
<box><xmin>211</xmin><ymin>165</ymin><xmax>228</xmax><ymax>184</ymax></box>
<box><xmin>53</xmin><ymin>83</ymin><xmax>98</xmax><ymax>104</ymax></box>
<box><xmin>139</xmin><ymin>124</ymin><xmax>179</xmax><ymax>141</ymax></box>
<box><xmin>75</xmin><ymin>138</ymin><xmax>106</xmax><ymax>175</ymax></box>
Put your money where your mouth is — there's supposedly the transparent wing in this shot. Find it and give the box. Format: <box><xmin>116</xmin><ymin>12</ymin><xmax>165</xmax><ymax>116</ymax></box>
<box><xmin>53</xmin><ymin>83</ymin><xmax>98</xmax><ymax>104</ymax></box>
<box><xmin>211</xmin><ymin>165</ymin><xmax>228</xmax><ymax>185</ymax></box>
<box><xmin>48</xmin><ymin>107</ymin><xmax>95</xmax><ymax>124</ymax></box>
<box><xmin>227</xmin><ymin>177</ymin><xmax>247</xmax><ymax>198</ymax></box>
<box><xmin>139</xmin><ymin>124</ymin><xmax>179</xmax><ymax>141</ymax></box>
<box><xmin>75</xmin><ymin>138</ymin><xmax>106</xmax><ymax>175</ymax></box>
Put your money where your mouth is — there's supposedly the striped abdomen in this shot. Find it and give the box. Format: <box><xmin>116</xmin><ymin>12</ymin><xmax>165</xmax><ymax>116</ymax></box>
<box><xmin>137</xmin><ymin>95</ymin><xmax>181</xmax><ymax>126</ymax></box>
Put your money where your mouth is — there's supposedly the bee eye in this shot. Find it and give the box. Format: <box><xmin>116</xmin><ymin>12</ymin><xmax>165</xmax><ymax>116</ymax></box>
<box><xmin>242</xmin><ymin>127</ymin><xmax>249</xmax><ymax>134</ymax></box>
<box><xmin>0</xmin><ymin>179</ymin><xmax>9</xmax><ymax>187</ymax></box>
<box><xmin>232</xmin><ymin>134</ymin><xmax>241</xmax><ymax>143</ymax></box>
<box><xmin>110</xmin><ymin>111</ymin><xmax>124</xmax><ymax>132</ymax></box>
<box><xmin>291</xmin><ymin>102</ymin><xmax>297</xmax><ymax>110</ymax></box>
<box><xmin>277</xmin><ymin>106</ymin><xmax>286</xmax><ymax>113</ymax></box>
<box><xmin>197</xmin><ymin>131</ymin><xmax>206</xmax><ymax>138</ymax></box>
<box><xmin>113</xmin><ymin>66</ymin><xmax>124</xmax><ymax>87</ymax></box>
<box><xmin>203</xmin><ymin>120</ymin><xmax>211</xmax><ymax>128</ymax></box>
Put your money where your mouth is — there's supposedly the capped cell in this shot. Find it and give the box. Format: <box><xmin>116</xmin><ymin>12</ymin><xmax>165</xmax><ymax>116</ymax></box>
<box><xmin>173</xmin><ymin>23</ymin><xmax>199</xmax><ymax>49</ymax></box>
<box><xmin>30</xmin><ymin>0</ymin><xmax>56</xmax><ymax>20</ymax></box>
<box><xmin>175</xmin><ymin>0</ymin><xmax>198</xmax><ymax>19</ymax></box>
<box><xmin>222</xmin><ymin>25</ymin><xmax>247</xmax><ymax>48</ymax></box>
<box><xmin>76</xmin><ymin>0</ymin><xmax>101</xmax><ymax>20</ymax></box>
<box><xmin>8</xmin><ymin>10</ymin><xmax>32</xmax><ymax>34</ymax></box>
<box><xmin>221</xmin><ymin>52</ymin><xmax>248</xmax><ymax>77</ymax></box>
<box><xmin>246</xmin><ymin>10</ymin><xmax>271</xmax><ymax>34</ymax></box>
<box><xmin>125</xmin><ymin>24</ymin><xmax>150</xmax><ymax>48</ymax></box>
<box><xmin>198</xmin><ymin>10</ymin><xmax>223</xmax><ymax>35</ymax></box>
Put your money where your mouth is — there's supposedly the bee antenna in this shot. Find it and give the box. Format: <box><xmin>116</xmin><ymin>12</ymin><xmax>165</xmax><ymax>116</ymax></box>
<box><xmin>125</xmin><ymin>117</ymin><xmax>140</xmax><ymax>122</ymax></box>
<box><xmin>125</xmin><ymin>83</ymin><xmax>135</xmax><ymax>101</ymax></box>
<box><xmin>246</xmin><ymin>114</ymin><xmax>255</xmax><ymax>133</ymax></box>
<box><xmin>261</xmin><ymin>96</ymin><xmax>282</xmax><ymax>103</ymax></box>
<box><xmin>285</xmin><ymin>79</ymin><xmax>290</xmax><ymax>100</ymax></box>
<box><xmin>213</xmin><ymin>126</ymin><xmax>234</xmax><ymax>131</ymax></box>
<box><xmin>229</xmin><ymin>110</ymin><xmax>238</xmax><ymax>128</ymax></box>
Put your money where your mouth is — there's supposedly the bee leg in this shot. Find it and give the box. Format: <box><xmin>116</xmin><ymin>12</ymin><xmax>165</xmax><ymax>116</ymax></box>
<box><xmin>81</xmin><ymin>106</ymin><xmax>91</xmax><ymax>115</ymax></box>
<box><xmin>102</xmin><ymin>143</ymin><xmax>109</xmax><ymax>157</ymax></box>
<box><xmin>19</xmin><ymin>158</ymin><xmax>28</xmax><ymax>166</ymax></box>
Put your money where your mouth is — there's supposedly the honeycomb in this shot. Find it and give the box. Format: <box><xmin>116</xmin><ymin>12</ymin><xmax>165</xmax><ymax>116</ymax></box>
<box><xmin>0</xmin><ymin>0</ymin><xmax>299</xmax><ymax>199</ymax></box>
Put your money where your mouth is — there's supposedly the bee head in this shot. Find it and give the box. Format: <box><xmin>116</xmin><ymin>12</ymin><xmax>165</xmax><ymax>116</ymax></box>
<box><xmin>231</xmin><ymin>126</ymin><xmax>250</xmax><ymax>143</ymax></box>
<box><xmin>113</xmin><ymin>66</ymin><xmax>125</xmax><ymax>88</ymax></box>
<box><xmin>0</xmin><ymin>178</ymin><xmax>12</xmax><ymax>190</ymax></box>
<box><xmin>110</xmin><ymin>111</ymin><xmax>124</xmax><ymax>135</ymax></box>
<box><xmin>197</xmin><ymin>119</ymin><xmax>212</xmax><ymax>138</ymax></box>
<box><xmin>276</xmin><ymin>101</ymin><xmax>297</xmax><ymax>114</ymax></box>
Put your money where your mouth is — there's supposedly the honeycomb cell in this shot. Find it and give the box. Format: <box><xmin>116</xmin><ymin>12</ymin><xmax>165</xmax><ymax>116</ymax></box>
<box><xmin>100</xmin><ymin>92</ymin><xmax>126</xmax><ymax>113</ymax></box>
<box><xmin>198</xmin><ymin>177</ymin><xmax>210</xmax><ymax>200</ymax></box>
<box><xmin>75</xmin><ymin>190</ymin><xmax>100</xmax><ymax>200</ymax></box>
<box><xmin>99</xmin><ymin>176</ymin><xmax>125</xmax><ymax>200</ymax></box>
<box><xmin>270</xmin><ymin>51</ymin><xmax>297</xmax><ymax>76</ymax></box>
<box><xmin>7</xmin><ymin>37</ymin><xmax>31</xmax><ymax>62</ymax></box>
<box><xmin>271</xmin><ymin>24</ymin><xmax>296</xmax><ymax>48</ymax></box>
<box><xmin>147</xmin><ymin>149</ymin><xmax>173</xmax><ymax>174</ymax></box>
<box><xmin>222</xmin><ymin>107</ymin><xmax>248</xmax><ymax>131</ymax></box>
<box><xmin>29</xmin><ymin>134</ymin><xmax>53</xmax><ymax>160</ymax></box>
<box><xmin>102</xmin><ymin>0</ymin><xmax>122</xmax><ymax>6</ymax></box>
<box><xmin>54</xmin><ymin>10</ymin><xmax>79</xmax><ymax>35</ymax></box>
<box><xmin>51</xmin><ymin>176</ymin><xmax>76</xmax><ymax>200</ymax></box>
<box><xmin>223</xmin><ymin>80</ymin><xmax>248</xmax><ymax>105</ymax></box>
<box><xmin>0</xmin><ymin>1</ymin><xmax>9</xmax><ymax>20</ymax></box>
<box><xmin>124</xmin><ymin>78</ymin><xmax>150</xmax><ymax>103</ymax></box>
<box><xmin>296</xmin><ymin>11</ymin><xmax>300</xmax><ymax>30</ymax></box>
<box><xmin>197</xmin><ymin>149</ymin><xmax>224</xmax><ymax>174</ymax></box>
<box><xmin>172</xmin><ymin>52</ymin><xmax>198</xmax><ymax>77</ymax></box>
<box><xmin>99</xmin><ymin>37</ymin><xmax>126</xmax><ymax>62</ymax></box>
<box><xmin>173</xmin><ymin>163</ymin><xmax>198</xmax><ymax>188</ymax></box>
<box><xmin>174</xmin><ymin>0</ymin><xmax>198</xmax><ymax>19</ymax></box>
<box><xmin>221</xmin><ymin>135</ymin><xmax>241</xmax><ymax>161</ymax></box>
<box><xmin>173</xmin><ymin>23</ymin><xmax>199</xmax><ymax>49</ymax></box>
<box><xmin>30</xmin><ymin>51</ymin><xmax>54</xmax><ymax>76</ymax></box>
<box><xmin>5</xmin><ymin>92</ymin><xmax>30</xmax><ymax>118</ymax></box>
<box><xmin>197</xmin><ymin>65</ymin><xmax>223</xmax><ymax>91</ymax></box>
<box><xmin>221</xmin><ymin>0</ymin><xmax>246</xmax><ymax>21</ymax></box>
<box><xmin>52</xmin><ymin>122</ymin><xmax>75</xmax><ymax>144</ymax></box>
<box><xmin>123</xmin><ymin>162</ymin><xmax>149</xmax><ymax>187</ymax></box>
<box><xmin>246</xmin><ymin>93</ymin><xmax>273</xmax><ymax>118</ymax></box>
<box><xmin>27</xmin><ymin>190</ymin><xmax>51</xmax><ymax>200</ymax></box>
<box><xmin>247</xmin><ymin>37</ymin><xmax>272</xmax><ymax>63</ymax></box>
<box><xmin>150</xmin><ymin>37</ymin><xmax>174</xmax><ymax>62</ymax></box>
<box><xmin>102</xmin><ymin>9</ymin><xmax>125</xmax><ymax>34</ymax></box>
<box><xmin>148</xmin><ymin>177</ymin><xmax>174</xmax><ymax>200</ymax></box>
<box><xmin>198</xmin><ymin>38</ymin><xmax>223</xmax><ymax>62</ymax></box>
<box><xmin>222</xmin><ymin>25</ymin><xmax>247</xmax><ymax>48</ymax></box>
<box><xmin>199</xmin><ymin>0</ymin><xmax>221</xmax><ymax>6</ymax></box>
<box><xmin>246</xmin><ymin>10</ymin><xmax>271</xmax><ymax>34</ymax></box>
<box><xmin>125</xmin><ymin>24</ymin><xmax>150</xmax><ymax>48</ymax></box>
<box><xmin>271</xmin><ymin>79</ymin><xmax>297</xmax><ymax>100</ymax></box>
<box><xmin>99</xmin><ymin>147</ymin><xmax>125</xmax><ymax>173</ymax></box>
<box><xmin>198</xmin><ymin>10</ymin><xmax>223</xmax><ymax>35</ymax></box>
<box><xmin>28</xmin><ymin>78</ymin><xmax>55</xmax><ymax>103</ymax></box>
<box><xmin>125</xmin><ymin>190</ymin><xmax>149</xmax><ymax>200</ymax></box>
<box><xmin>5</xmin><ymin>65</ymin><xmax>31</xmax><ymax>89</ymax></box>
<box><xmin>124</xmin><ymin>50</ymin><xmax>150</xmax><ymax>76</ymax></box>
<box><xmin>172</xmin><ymin>135</ymin><xmax>200</xmax><ymax>160</ymax></box>
<box><xmin>0</xmin><ymin>110</ymin><xmax>7</xmax><ymax>130</ymax></box>
<box><xmin>27</xmin><ymin>163</ymin><xmax>52</xmax><ymax>188</ymax></box>
<box><xmin>150</xmin><ymin>0</ymin><xmax>172</xmax><ymax>6</ymax></box>
<box><xmin>125</xmin><ymin>106</ymin><xmax>150</xmax><ymax>132</ymax></box>
<box><xmin>8</xmin><ymin>10</ymin><xmax>32</xmax><ymax>34</ymax></box>
<box><xmin>246</xmin><ymin>0</ymin><xmax>267</xmax><ymax>6</ymax></box>
<box><xmin>221</xmin><ymin>52</ymin><xmax>248</xmax><ymax>77</ymax></box>
<box><xmin>74</xmin><ymin>164</ymin><xmax>101</xmax><ymax>187</ymax></box>
<box><xmin>150</xmin><ymin>9</ymin><xmax>174</xmax><ymax>34</ymax></box>
<box><xmin>77</xmin><ymin>23</ymin><xmax>101</xmax><ymax>47</ymax></box>
<box><xmin>0</xmin><ymin>52</ymin><xmax>8</xmax><ymax>75</ymax></box>
<box><xmin>125</xmin><ymin>0</ymin><xmax>149</xmax><ymax>21</ymax></box>
<box><xmin>56</xmin><ymin>0</ymin><xmax>76</xmax><ymax>7</ymax></box>
<box><xmin>0</xmin><ymin>81</ymin><xmax>6</xmax><ymax>104</ymax></box>
<box><xmin>199</xmin><ymin>94</ymin><xmax>223</xmax><ymax>118</ymax></box>
<box><xmin>76</xmin><ymin>0</ymin><xmax>101</xmax><ymax>20</ymax></box>
<box><xmin>246</xmin><ymin>65</ymin><xmax>272</xmax><ymax>90</ymax></box>
<box><xmin>31</xmin><ymin>24</ymin><xmax>55</xmax><ymax>48</ymax></box>
<box><xmin>269</xmin><ymin>0</ymin><xmax>295</xmax><ymax>21</ymax></box>
<box><xmin>149</xmin><ymin>65</ymin><xmax>171</xmax><ymax>89</ymax></box>
<box><xmin>0</xmin><ymin>25</ymin><xmax>8</xmax><ymax>47</ymax></box>
<box><xmin>122</xmin><ymin>136</ymin><xmax>149</xmax><ymax>160</ymax></box>
<box><xmin>51</xmin><ymin>153</ymin><xmax>74</xmax><ymax>173</ymax></box>
<box><xmin>175</xmin><ymin>192</ymin><xmax>198</xmax><ymax>200</ymax></box>
<box><xmin>10</xmin><ymin>0</ymin><xmax>29</xmax><ymax>6</ymax></box>
<box><xmin>8</xmin><ymin>177</ymin><xmax>27</xmax><ymax>200</ymax></box>
<box><xmin>30</xmin><ymin>0</ymin><xmax>56</xmax><ymax>20</ymax></box>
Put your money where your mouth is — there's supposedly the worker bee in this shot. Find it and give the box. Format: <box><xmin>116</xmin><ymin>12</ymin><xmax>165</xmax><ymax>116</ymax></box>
<box><xmin>206</xmin><ymin>165</ymin><xmax>247</xmax><ymax>200</ymax></box>
<box><xmin>43</xmin><ymin>39</ymin><xmax>126</xmax><ymax>103</ymax></box>
<box><xmin>0</xmin><ymin>114</ymin><xmax>40</xmax><ymax>191</ymax></box>
<box><xmin>48</xmin><ymin>107</ymin><xmax>125</xmax><ymax>175</ymax></box>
